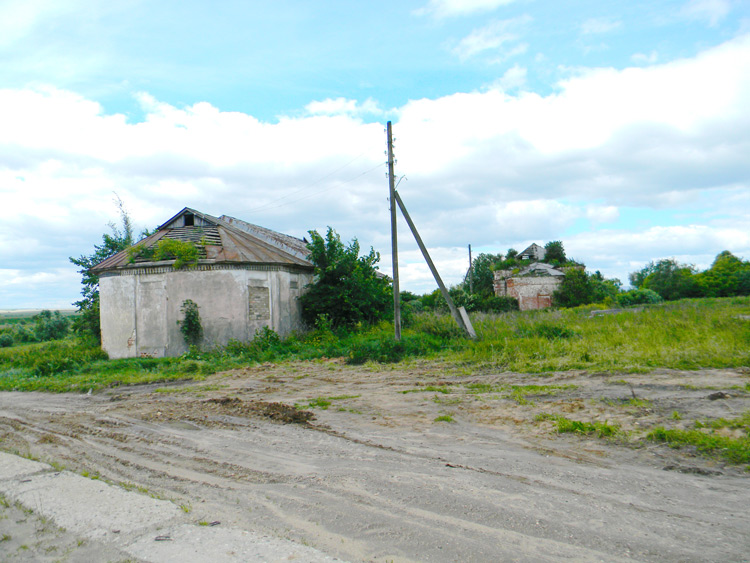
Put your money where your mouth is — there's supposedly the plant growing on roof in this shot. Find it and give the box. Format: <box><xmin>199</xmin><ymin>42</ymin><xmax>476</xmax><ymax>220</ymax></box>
<box><xmin>128</xmin><ymin>238</ymin><xmax>200</xmax><ymax>269</ymax></box>
<box><xmin>178</xmin><ymin>299</ymin><xmax>203</xmax><ymax>347</ymax></box>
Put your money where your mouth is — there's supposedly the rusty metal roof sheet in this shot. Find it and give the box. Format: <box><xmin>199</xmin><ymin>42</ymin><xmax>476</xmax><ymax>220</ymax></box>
<box><xmin>92</xmin><ymin>208</ymin><xmax>313</xmax><ymax>273</ymax></box>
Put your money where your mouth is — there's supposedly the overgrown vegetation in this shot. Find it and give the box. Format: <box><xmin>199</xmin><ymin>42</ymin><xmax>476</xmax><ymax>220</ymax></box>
<box><xmin>630</xmin><ymin>252</ymin><xmax>750</xmax><ymax>301</ymax></box>
<box><xmin>128</xmin><ymin>238</ymin><xmax>200</xmax><ymax>269</ymax></box>
<box><xmin>2</xmin><ymin>297</ymin><xmax>749</xmax><ymax>393</ymax></box>
<box><xmin>300</xmin><ymin>227</ymin><xmax>392</xmax><ymax>328</ymax></box>
<box><xmin>459</xmin><ymin>241</ymin><xmax>750</xmax><ymax>310</ymax></box>
<box><xmin>0</xmin><ymin>310</ymin><xmax>73</xmax><ymax>347</ymax></box>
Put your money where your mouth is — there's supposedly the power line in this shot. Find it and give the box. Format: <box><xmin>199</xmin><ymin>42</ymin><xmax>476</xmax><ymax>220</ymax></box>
<box><xmin>245</xmin><ymin>161</ymin><xmax>385</xmax><ymax>214</ymax></box>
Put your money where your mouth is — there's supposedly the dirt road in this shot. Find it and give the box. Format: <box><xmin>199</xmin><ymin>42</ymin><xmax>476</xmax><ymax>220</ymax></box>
<box><xmin>1</xmin><ymin>360</ymin><xmax>748</xmax><ymax>561</ymax></box>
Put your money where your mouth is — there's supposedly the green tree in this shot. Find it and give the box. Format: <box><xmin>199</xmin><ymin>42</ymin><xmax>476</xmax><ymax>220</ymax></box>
<box><xmin>465</xmin><ymin>253</ymin><xmax>502</xmax><ymax>296</ymax></box>
<box><xmin>589</xmin><ymin>271</ymin><xmax>621</xmax><ymax>303</ymax></box>
<box><xmin>69</xmin><ymin>198</ymin><xmax>135</xmax><ymax>342</ymax></box>
<box><xmin>33</xmin><ymin>310</ymin><xmax>70</xmax><ymax>341</ymax></box>
<box><xmin>695</xmin><ymin>251</ymin><xmax>748</xmax><ymax>297</ymax></box>
<box><xmin>299</xmin><ymin>227</ymin><xmax>392</xmax><ymax>328</ymax></box>
<box><xmin>552</xmin><ymin>268</ymin><xmax>595</xmax><ymax>307</ymax></box>
<box><xmin>544</xmin><ymin>241</ymin><xmax>566</xmax><ymax>264</ymax></box>
<box><xmin>630</xmin><ymin>259</ymin><xmax>699</xmax><ymax>301</ymax></box>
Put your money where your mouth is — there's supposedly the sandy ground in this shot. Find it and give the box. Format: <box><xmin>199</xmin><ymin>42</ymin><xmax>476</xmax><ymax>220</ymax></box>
<box><xmin>1</xmin><ymin>359</ymin><xmax>749</xmax><ymax>562</ymax></box>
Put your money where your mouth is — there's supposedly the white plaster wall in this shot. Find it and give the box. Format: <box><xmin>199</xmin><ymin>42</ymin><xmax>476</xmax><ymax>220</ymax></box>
<box><xmin>165</xmin><ymin>269</ymin><xmax>251</xmax><ymax>355</ymax></box>
<box><xmin>100</xmin><ymin>267</ymin><xmax>312</xmax><ymax>359</ymax></box>
<box><xmin>100</xmin><ymin>275</ymin><xmax>137</xmax><ymax>359</ymax></box>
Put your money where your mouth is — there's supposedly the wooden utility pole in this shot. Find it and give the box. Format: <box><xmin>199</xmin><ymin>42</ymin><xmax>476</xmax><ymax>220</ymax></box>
<box><xmin>468</xmin><ymin>244</ymin><xmax>473</xmax><ymax>294</ymax></box>
<box><xmin>394</xmin><ymin>190</ymin><xmax>476</xmax><ymax>339</ymax></box>
<box><xmin>387</xmin><ymin>121</ymin><xmax>401</xmax><ymax>340</ymax></box>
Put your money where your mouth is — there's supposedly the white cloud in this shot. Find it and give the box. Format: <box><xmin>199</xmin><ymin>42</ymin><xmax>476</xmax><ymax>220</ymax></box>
<box><xmin>452</xmin><ymin>17</ymin><xmax>531</xmax><ymax>61</ymax></box>
<box><xmin>580</xmin><ymin>18</ymin><xmax>622</xmax><ymax>35</ymax></box>
<box><xmin>585</xmin><ymin>205</ymin><xmax>619</xmax><ymax>224</ymax></box>
<box><xmin>0</xmin><ymin>0</ymin><xmax>85</xmax><ymax>48</ymax></box>
<box><xmin>415</xmin><ymin>0</ymin><xmax>517</xmax><ymax>18</ymax></box>
<box><xmin>304</xmin><ymin>97</ymin><xmax>383</xmax><ymax>117</ymax></box>
<box><xmin>491</xmin><ymin>64</ymin><xmax>527</xmax><ymax>91</ymax></box>
<box><xmin>631</xmin><ymin>51</ymin><xmax>659</xmax><ymax>64</ymax></box>
<box><xmin>493</xmin><ymin>200</ymin><xmax>582</xmax><ymax>239</ymax></box>
<box><xmin>2</xmin><ymin>34</ymin><xmax>750</xmax><ymax>299</ymax></box>
<box><xmin>681</xmin><ymin>0</ymin><xmax>732</xmax><ymax>27</ymax></box>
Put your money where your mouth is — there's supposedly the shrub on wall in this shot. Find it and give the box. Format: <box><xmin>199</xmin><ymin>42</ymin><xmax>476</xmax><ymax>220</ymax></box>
<box><xmin>178</xmin><ymin>299</ymin><xmax>203</xmax><ymax>347</ymax></box>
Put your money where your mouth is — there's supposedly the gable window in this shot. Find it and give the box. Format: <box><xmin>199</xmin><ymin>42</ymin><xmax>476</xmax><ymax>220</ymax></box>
<box><xmin>184</xmin><ymin>213</ymin><xmax>194</xmax><ymax>227</ymax></box>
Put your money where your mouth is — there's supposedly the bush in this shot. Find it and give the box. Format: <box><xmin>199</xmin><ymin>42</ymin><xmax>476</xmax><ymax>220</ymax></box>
<box><xmin>425</xmin><ymin>287</ymin><xmax>518</xmax><ymax>314</ymax></box>
<box><xmin>34</xmin><ymin>310</ymin><xmax>69</xmax><ymax>341</ymax></box>
<box><xmin>553</xmin><ymin>269</ymin><xmax>595</xmax><ymax>308</ymax></box>
<box><xmin>346</xmin><ymin>332</ymin><xmax>446</xmax><ymax>365</ymax></box>
<box><xmin>0</xmin><ymin>333</ymin><xmax>13</xmax><ymax>348</ymax></box>
<box><xmin>615</xmin><ymin>288</ymin><xmax>663</xmax><ymax>307</ymax></box>
<box><xmin>0</xmin><ymin>340</ymin><xmax>108</xmax><ymax>377</ymax></box>
<box><xmin>475</xmin><ymin>295</ymin><xmax>519</xmax><ymax>313</ymax></box>
<box><xmin>13</xmin><ymin>324</ymin><xmax>39</xmax><ymax>343</ymax></box>
<box><xmin>300</xmin><ymin>227</ymin><xmax>392</xmax><ymax>328</ymax></box>
<box><xmin>413</xmin><ymin>313</ymin><xmax>465</xmax><ymax>340</ymax></box>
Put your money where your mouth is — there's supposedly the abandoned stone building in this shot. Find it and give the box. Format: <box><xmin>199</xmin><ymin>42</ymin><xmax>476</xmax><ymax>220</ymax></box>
<box><xmin>92</xmin><ymin>208</ymin><xmax>314</xmax><ymax>359</ymax></box>
<box><xmin>493</xmin><ymin>244</ymin><xmax>565</xmax><ymax>311</ymax></box>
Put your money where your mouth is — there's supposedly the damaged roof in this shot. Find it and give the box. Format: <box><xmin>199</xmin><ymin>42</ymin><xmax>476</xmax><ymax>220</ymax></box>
<box><xmin>92</xmin><ymin>208</ymin><xmax>313</xmax><ymax>273</ymax></box>
<box><xmin>517</xmin><ymin>262</ymin><xmax>565</xmax><ymax>277</ymax></box>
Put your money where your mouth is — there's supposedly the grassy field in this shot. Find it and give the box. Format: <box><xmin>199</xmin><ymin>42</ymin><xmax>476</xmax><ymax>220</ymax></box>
<box><xmin>0</xmin><ymin>297</ymin><xmax>749</xmax><ymax>394</ymax></box>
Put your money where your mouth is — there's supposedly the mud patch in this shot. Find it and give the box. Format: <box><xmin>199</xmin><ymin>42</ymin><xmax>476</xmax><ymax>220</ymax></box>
<box><xmin>139</xmin><ymin>397</ymin><xmax>315</xmax><ymax>427</ymax></box>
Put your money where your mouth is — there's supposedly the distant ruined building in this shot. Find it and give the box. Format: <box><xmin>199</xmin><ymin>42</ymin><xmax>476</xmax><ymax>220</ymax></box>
<box><xmin>493</xmin><ymin>244</ymin><xmax>565</xmax><ymax>311</ymax></box>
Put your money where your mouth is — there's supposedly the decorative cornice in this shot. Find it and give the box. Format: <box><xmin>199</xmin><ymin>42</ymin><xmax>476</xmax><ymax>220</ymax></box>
<box><xmin>99</xmin><ymin>262</ymin><xmax>312</xmax><ymax>278</ymax></box>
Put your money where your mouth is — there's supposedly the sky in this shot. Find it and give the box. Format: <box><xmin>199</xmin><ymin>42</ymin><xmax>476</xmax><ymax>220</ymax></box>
<box><xmin>1</xmin><ymin>0</ymin><xmax>749</xmax><ymax>309</ymax></box>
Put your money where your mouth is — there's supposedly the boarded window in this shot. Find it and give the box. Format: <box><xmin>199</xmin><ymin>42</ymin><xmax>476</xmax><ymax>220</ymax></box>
<box><xmin>248</xmin><ymin>286</ymin><xmax>270</xmax><ymax>321</ymax></box>
<box><xmin>290</xmin><ymin>280</ymin><xmax>298</xmax><ymax>289</ymax></box>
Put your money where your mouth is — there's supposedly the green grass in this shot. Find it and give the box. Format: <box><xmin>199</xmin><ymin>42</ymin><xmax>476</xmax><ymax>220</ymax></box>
<box><xmin>647</xmin><ymin>427</ymin><xmax>750</xmax><ymax>465</ymax></box>
<box><xmin>1</xmin><ymin>297</ymin><xmax>749</xmax><ymax>393</ymax></box>
<box><xmin>647</xmin><ymin>412</ymin><xmax>750</xmax><ymax>465</ymax></box>
<box><xmin>537</xmin><ymin>413</ymin><xmax>621</xmax><ymax>438</ymax></box>
<box><xmin>459</xmin><ymin>297</ymin><xmax>750</xmax><ymax>372</ymax></box>
<box><xmin>434</xmin><ymin>415</ymin><xmax>455</xmax><ymax>423</ymax></box>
